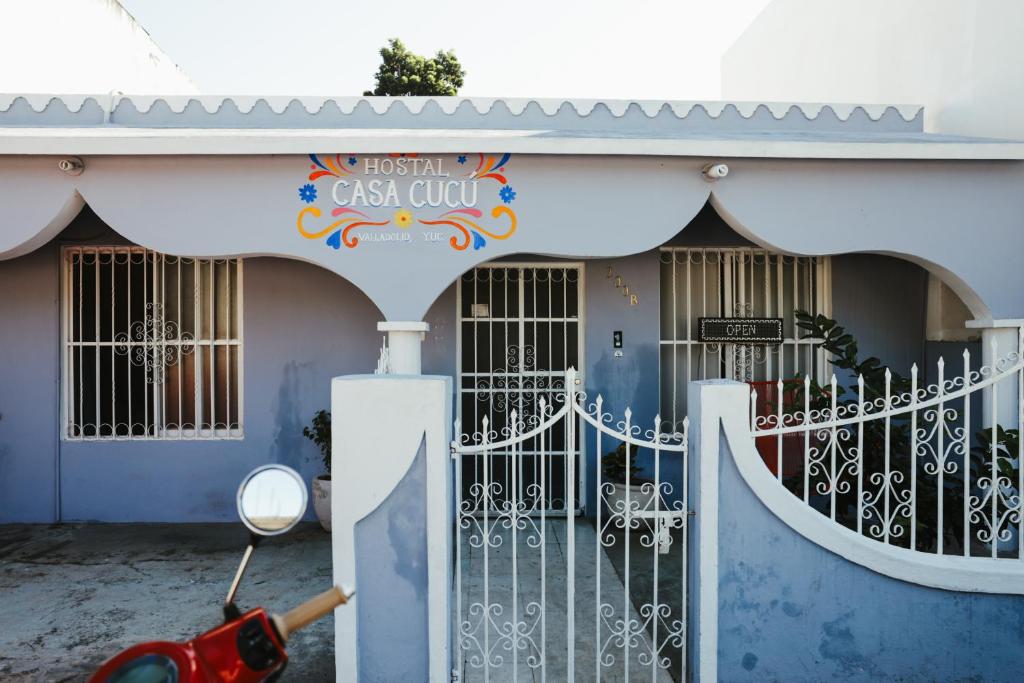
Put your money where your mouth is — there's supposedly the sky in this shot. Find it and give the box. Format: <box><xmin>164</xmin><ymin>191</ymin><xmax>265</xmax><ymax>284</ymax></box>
<box><xmin>119</xmin><ymin>0</ymin><xmax>772</xmax><ymax>99</ymax></box>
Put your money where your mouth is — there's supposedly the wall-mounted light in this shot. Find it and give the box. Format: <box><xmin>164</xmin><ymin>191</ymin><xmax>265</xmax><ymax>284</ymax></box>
<box><xmin>58</xmin><ymin>157</ymin><xmax>85</xmax><ymax>176</ymax></box>
<box><xmin>702</xmin><ymin>163</ymin><xmax>729</xmax><ymax>181</ymax></box>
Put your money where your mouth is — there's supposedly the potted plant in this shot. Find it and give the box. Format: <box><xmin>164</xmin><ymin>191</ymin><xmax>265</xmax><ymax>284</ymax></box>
<box><xmin>751</xmin><ymin>376</ymin><xmax>831</xmax><ymax>479</ymax></box>
<box><xmin>601</xmin><ymin>442</ymin><xmax>656</xmax><ymax>518</ymax></box>
<box><xmin>303</xmin><ymin>409</ymin><xmax>332</xmax><ymax>531</ymax></box>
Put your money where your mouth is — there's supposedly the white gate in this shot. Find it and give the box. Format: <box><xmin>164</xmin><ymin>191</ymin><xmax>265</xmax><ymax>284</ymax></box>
<box><xmin>452</xmin><ymin>369</ymin><xmax>688</xmax><ymax>681</ymax></box>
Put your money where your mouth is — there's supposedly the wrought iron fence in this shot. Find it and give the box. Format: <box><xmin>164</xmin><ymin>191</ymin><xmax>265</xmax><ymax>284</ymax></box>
<box><xmin>750</xmin><ymin>332</ymin><xmax>1024</xmax><ymax>559</ymax></box>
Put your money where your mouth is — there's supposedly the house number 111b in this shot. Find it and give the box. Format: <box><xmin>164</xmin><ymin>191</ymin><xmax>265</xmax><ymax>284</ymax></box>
<box><xmin>607</xmin><ymin>266</ymin><xmax>639</xmax><ymax>306</ymax></box>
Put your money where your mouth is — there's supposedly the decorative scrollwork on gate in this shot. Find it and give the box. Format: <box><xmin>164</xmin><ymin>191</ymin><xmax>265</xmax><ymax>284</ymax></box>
<box><xmin>474</xmin><ymin>344</ymin><xmax>567</xmax><ymax>412</ymax></box>
<box><xmin>454</xmin><ymin>371</ymin><xmax>689</xmax><ymax>679</ymax></box>
<box><xmin>112</xmin><ymin>303</ymin><xmax>195</xmax><ymax>385</ymax></box>
<box><xmin>751</xmin><ymin>332</ymin><xmax>1024</xmax><ymax>558</ymax></box>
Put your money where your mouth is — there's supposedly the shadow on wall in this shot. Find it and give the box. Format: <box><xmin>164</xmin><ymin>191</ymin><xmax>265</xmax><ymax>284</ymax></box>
<box><xmin>590</xmin><ymin>342</ymin><xmax>660</xmax><ymax>427</ymax></box>
<box><xmin>588</xmin><ymin>342</ymin><xmax>663</xmax><ymax>496</ymax></box>
<box><xmin>272</xmin><ymin>360</ymin><xmax>318</xmax><ymax>473</ymax></box>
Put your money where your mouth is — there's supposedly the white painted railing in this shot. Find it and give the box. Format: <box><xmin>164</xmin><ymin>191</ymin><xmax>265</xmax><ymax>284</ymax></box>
<box><xmin>750</xmin><ymin>331</ymin><xmax>1024</xmax><ymax>560</ymax></box>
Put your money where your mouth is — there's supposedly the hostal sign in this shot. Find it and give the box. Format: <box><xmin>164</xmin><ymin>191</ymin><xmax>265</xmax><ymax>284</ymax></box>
<box><xmin>295</xmin><ymin>153</ymin><xmax>518</xmax><ymax>252</ymax></box>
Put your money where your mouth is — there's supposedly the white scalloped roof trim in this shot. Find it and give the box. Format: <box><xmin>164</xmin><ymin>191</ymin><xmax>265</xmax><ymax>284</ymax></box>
<box><xmin>0</xmin><ymin>94</ymin><xmax>922</xmax><ymax>122</ymax></box>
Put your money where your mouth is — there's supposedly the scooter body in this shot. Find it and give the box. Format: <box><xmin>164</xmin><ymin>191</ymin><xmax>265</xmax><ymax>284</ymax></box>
<box><xmin>91</xmin><ymin>608</ymin><xmax>286</xmax><ymax>683</ymax></box>
<box><xmin>90</xmin><ymin>464</ymin><xmax>350</xmax><ymax>683</ymax></box>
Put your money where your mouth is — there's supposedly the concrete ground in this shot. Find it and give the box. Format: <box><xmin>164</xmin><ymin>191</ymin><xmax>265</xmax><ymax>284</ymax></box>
<box><xmin>0</xmin><ymin>523</ymin><xmax>334</xmax><ymax>682</ymax></box>
<box><xmin>601</xmin><ymin>523</ymin><xmax>686</xmax><ymax>683</ymax></box>
<box><xmin>2</xmin><ymin>519</ymin><xmax>684</xmax><ymax>682</ymax></box>
<box><xmin>455</xmin><ymin>518</ymin><xmax>683</xmax><ymax>682</ymax></box>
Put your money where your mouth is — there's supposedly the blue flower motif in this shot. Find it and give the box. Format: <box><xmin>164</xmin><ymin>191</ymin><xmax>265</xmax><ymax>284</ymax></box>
<box><xmin>298</xmin><ymin>183</ymin><xmax>317</xmax><ymax>203</ymax></box>
<box><xmin>471</xmin><ymin>231</ymin><xmax>486</xmax><ymax>250</ymax></box>
<box><xmin>499</xmin><ymin>185</ymin><xmax>516</xmax><ymax>204</ymax></box>
<box><xmin>457</xmin><ymin>155</ymin><xmax>467</xmax><ymax>164</ymax></box>
<box><xmin>348</xmin><ymin>156</ymin><xmax>357</xmax><ymax>166</ymax></box>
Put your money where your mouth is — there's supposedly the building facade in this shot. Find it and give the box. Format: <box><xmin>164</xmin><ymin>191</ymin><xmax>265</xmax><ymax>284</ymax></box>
<box><xmin>2</xmin><ymin>95</ymin><xmax>1024</xmax><ymax>681</ymax></box>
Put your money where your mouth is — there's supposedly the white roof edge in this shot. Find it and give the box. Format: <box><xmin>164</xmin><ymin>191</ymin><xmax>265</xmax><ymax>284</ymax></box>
<box><xmin>0</xmin><ymin>94</ymin><xmax>923</xmax><ymax>122</ymax></box>
<box><xmin>1</xmin><ymin>128</ymin><xmax>1022</xmax><ymax>160</ymax></box>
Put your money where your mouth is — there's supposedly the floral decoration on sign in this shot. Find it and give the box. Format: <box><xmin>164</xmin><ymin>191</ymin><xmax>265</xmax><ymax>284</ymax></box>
<box><xmin>295</xmin><ymin>153</ymin><xmax>518</xmax><ymax>251</ymax></box>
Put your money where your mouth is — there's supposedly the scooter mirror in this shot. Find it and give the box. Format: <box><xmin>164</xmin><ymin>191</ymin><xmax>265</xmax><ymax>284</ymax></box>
<box><xmin>236</xmin><ymin>464</ymin><xmax>308</xmax><ymax>536</ymax></box>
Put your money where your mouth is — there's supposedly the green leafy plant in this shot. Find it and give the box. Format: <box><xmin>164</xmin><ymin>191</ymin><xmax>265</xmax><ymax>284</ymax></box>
<box><xmin>303</xmin><ymin>409</ymin><xmax>332</xmax><ymax>477</ymax></box>
<box><xmin>602</xmin><ymin>443</ymin><xmax>643</xmax><ymax>484</ymax></box>
<box><xmin>971</xmin><ymin>424</ymin><xmax>1020</xmax><ymax>481</ymax></box>
<box><xmin>796</xmin><ymin>311</ymin><xmax>913</xmax><ymax>401</ymax></box>
<box><xmin>363</xmin><ymin>38</ymin><xmax>465</xmax><ymax>96</ymax></box>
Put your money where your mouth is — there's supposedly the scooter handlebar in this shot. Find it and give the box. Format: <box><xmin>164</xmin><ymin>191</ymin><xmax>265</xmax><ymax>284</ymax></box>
<box><xmin>271</xmin><ymin>585</ymin><xmax>354</xmax><ymax>643</ymax></box>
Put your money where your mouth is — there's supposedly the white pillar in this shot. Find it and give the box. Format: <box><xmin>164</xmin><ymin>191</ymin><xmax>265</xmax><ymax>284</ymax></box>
<box><xmin>332</xmin><ymin>374</ymin><xmax>452</xmax><ymax>682</ymax></box>
<box><xmin>378</xmin><ymin>321</ymin><xmax>430</xmax><ymax>375</ymax></box>
<box><xmin>967</xmin><ymin>319</ymin><xmax>1023</xmax><ymax>428</ymax></box>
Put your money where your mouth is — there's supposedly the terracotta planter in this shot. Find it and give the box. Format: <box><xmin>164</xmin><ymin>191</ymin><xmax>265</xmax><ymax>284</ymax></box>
<box><xmin>749</xmin><ymin>379</ymin><xmax>828</xmax><ymax>479</ymax></box>
<box><xmin>755</xmin><ymin>433</ymin><xmax>811</xmax><ymax>478</ymax></box>
<box><xmin>313</xmin><ymin>474</ymin><xmax>331</xmax><ymax>532</ymax></box>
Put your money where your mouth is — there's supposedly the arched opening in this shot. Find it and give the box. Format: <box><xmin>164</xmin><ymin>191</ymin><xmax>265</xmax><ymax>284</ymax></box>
<box><xmin>707</xmin><ymin>192</ymin><xmax>991</xmax><ymax>321</ymax></box>
<box><xmin>0</xmin><ymin>203</ymin><xmax>385</xmax><ymax>523</ymax></box>
<box><xmin>658</xmin><ymin>201</ymin><xmax>983</xmax><ymax>429</ymax></box>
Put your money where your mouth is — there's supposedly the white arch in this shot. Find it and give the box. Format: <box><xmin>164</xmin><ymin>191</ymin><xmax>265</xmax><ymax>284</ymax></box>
<box><xmin>707</xmin><ymin>192</ymin><xmax>992</xmax><ymax>320</ymax></box>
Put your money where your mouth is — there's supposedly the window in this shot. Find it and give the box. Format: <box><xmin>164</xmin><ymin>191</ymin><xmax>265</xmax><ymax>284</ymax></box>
<box><xmin>659</xmin><ymin>247</ymin><xmax>830</xmax><ymax>431</ymax></box>
<box><xmin>62</xmin><ymin>247</ymin><xmax>242</xmax><ymax>439</ymax></box>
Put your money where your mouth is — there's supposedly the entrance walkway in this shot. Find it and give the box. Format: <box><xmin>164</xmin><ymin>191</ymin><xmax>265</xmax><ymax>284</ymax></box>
<box><xmin>456</xmin><ymin>518</ymin><xmax>681</xmax><ymax>682</ymax></box>
<box><xmin>0</xmin><ymin>523</ymin><xmax>334</xmax><ymax>682</ymax></box>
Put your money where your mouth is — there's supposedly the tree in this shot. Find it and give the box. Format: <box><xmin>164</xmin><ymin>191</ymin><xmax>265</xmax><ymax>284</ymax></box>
<box><xmin>363</xmin><ymin>38</ymin><xmax>465</xmax><ymax>97</ymax></box>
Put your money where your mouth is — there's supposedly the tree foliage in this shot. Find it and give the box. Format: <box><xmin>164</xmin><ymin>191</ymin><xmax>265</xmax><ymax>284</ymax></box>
<box><xmin>363</xmin><ymin>38</ymin><xmax>465</xmax><ymax>97</ymax></box>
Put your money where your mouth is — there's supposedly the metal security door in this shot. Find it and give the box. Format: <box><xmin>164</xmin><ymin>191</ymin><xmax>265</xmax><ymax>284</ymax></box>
<box><xmin>457</xmin><ymin>263</ymin><xmax>584</xmax><ymax>513</ymax></box>
<box><xmin>659</xmin><ymin>247</ymin><xmax>831</xmax><ymax>430</ymax></box>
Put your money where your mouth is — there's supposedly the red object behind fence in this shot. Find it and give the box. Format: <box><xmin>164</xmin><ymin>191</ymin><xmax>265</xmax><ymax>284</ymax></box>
<box><xmin>749</xmin><ymin>379</ymin><xmax>806</xmax><ymax>479</ymax></box>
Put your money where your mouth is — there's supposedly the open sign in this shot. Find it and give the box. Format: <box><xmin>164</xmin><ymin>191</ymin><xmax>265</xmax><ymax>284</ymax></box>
<box><xmin>697</xmin><ymin>317</ymin><xmax>784</xmax><ymax>344</ymax></box>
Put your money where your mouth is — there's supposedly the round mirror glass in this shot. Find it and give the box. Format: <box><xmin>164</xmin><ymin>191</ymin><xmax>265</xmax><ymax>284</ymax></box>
<box><xmin>236</xmin><ymin>464</ymin><xmax>308</xmax><ymax>536</ymax></box>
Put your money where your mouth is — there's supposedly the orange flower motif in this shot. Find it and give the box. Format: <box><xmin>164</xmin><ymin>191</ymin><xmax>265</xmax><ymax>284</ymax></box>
<box><xmin>393</xmin><ymin>208</ymin><xmax>414</xmax><ymax>229</ymax></box>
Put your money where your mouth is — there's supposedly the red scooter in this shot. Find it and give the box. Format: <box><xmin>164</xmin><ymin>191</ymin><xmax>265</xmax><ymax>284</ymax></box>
<box><xmin>90</xmin><ymin>464</ymin><xmax>351</xmax><ymax>683</ymax></box>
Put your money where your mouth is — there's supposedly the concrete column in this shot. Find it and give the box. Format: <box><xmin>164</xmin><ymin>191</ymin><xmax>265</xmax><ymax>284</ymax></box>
<box><xmin>332</xmin><ymin>374</ymin><xmax>452</xmax><ymax>682</ymax></box>
<box><xmin>967</xmin><ymin>319</ymin><xmax>1023</xmax><ymax>428</ymax></box>
<box><xmin>378</xmin><ymin>321</ymin><xmax>430</xmax><ymax>375</ymax></box>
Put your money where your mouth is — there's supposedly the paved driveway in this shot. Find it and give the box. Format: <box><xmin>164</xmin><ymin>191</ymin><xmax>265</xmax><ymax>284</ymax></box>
<box><xmin>0</xmin><ymin>523</ymin><xmax>334</xmax><ymax>682</ymax></box>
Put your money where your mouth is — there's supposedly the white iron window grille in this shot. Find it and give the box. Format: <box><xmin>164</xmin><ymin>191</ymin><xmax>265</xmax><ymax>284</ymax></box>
<box><xmin>750</xmin><ymin>332</ymin><xmax>1024</xmax><ymax>559</ymax></box>
<box><xmin>62</xmin><ymin>247</ymin><xmax>243</xmax><ymax>440</ymax></box>
<box><xmin>659</xmin><ymin>247</ymin><xmax>831</xmax><ymax>431</ymax></box>
<box><xmin>456</xmin><ymin>263</ymin><xmax>585</xmax><ymax>514</ymax></box>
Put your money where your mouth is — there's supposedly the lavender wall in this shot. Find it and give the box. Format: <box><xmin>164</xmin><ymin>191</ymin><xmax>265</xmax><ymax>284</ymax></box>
<box><xmin>715</xmin><ymin>425</ymin><xmax>1024</xmax><ymax>682</ymax></box>
<box><xmin>0</xmin><ymin>243</ymin><xmax>59</xmax><ymax>522</ymax></box>
<box><xmin>0</xmin><ymin>207</ymin><xmax>940</xmax><ymax>523</ymax></box>
<box><xmin>0</xmin><ymin>210</ymin><xmax>385</xmax><ymax>523</ymax></box>
<box><xmin>3</xmin><ymin>154</ymin><xmax>1023</xmax><ymax>322</ymax></box>
<box><xmin>354</xmin><ymin>437</ymin><xmax>429</xmax><ymax>681</ymax></box>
